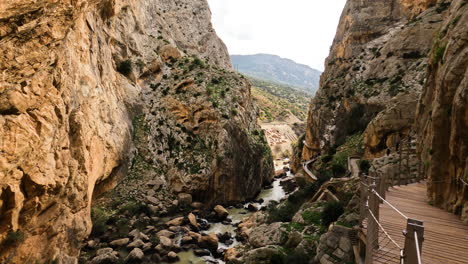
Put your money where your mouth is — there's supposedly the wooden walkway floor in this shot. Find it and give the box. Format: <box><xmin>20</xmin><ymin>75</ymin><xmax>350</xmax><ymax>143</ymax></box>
<box><xmin>375</xmin><ymin>182</ymin><xmax>468</xmax><ymax>264</ymax></box>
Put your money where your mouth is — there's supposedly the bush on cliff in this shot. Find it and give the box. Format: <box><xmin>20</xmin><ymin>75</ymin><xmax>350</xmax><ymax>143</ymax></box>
<box><xmin>321</xmin><ymin>201</ymin><xmax>344</xmax><ymax>227</ymax></box>
<box><xmin>4</xmin><ymin>231</ymin><xmax>25</xmax><ymax>246</ymax></box>
<box><xmin>268</xmin><ymin>183</ymin><xmax>318</xmax><ymax>223</ymax></box>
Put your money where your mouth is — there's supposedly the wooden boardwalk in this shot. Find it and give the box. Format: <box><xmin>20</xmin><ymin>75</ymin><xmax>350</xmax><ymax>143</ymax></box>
<box><xmin>375</xmin><ymin>182</ymin><xmax>468</xmax><ymax>264</ymax></box>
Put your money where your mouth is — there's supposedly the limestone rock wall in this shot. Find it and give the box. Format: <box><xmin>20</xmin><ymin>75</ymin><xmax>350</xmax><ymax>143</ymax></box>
<box><xmin>302</xmin><ymin>0</ymin><xmax>445</xmax><ymax>161</ymax></box>
<box><xmin>0</xmin><ymin>0</ymin><xmax>273</xmax><ymax>262</ymax></box>
<box><xmin>416</xmin><ymin>0</ymin><xmax>468</xmax><ymax>223</ymax></box>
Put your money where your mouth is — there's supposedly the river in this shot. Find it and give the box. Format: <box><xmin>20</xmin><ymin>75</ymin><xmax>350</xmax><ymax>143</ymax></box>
<box><xmin>173</xmin><ymin>159</ymin><xmax>292</xmax><ymax>264</ymax></box>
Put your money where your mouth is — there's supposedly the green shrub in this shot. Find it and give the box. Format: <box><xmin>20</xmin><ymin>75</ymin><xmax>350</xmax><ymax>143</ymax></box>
<box><xmin>117</xmin><ymin>60</ymin><xmax>132</xmax><ymax>76</ymax></box>
<box><xmin>359</xmin><ymin>160</ymin><xmax>371</xmax><ymax>175</ymax></box>
<box><xmin>433</xmin><ymin>45</ymin><xmax>446</xmax><ymax>64</ymax></box>
<box><xmin>321</xmin><ymin>201</ymin><xmax>344</xmax><ymax>227</ymax></box>
<box><xmin>91</xmin><ymin>207</ymin><xmax>111</xmax><ymax>236</ymax></box>
<box><xmin>302</xmin><ymin>210</ymin><xmax>321</xmax><ymax>225</ymax></box>
<box><xmin>331</xmin><ymin>163</ymin><xmax>346</xmax><ymax>177</ymax></box>
<box><xmin>4</xmin><ymin>231</ymin><xmax>25</xmax><ymax>246</ymax></box>
<box><xmin>268</xmin><ymin>183</ymin><xmax>318</xmax><ymax>223</ymax></box>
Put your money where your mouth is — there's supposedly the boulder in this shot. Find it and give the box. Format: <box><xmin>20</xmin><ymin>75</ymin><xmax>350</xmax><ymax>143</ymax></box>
<box><xmin>246</xmin><ymin>204</ymin><xmax>258</xmax><ymax>212</ymax></box>
<box><xmin>243</xmin><ymin>246</ymin><xmax>280</xmax><ymax>264</ymax></box>
<box><xmin>86</xmin><ymin>240</ymin><xmax>98</xmax><ymax>249</ymax></box>
<box><xmin>178</xmin><ymin>193</ymin><xmax>193</xmax><ymax>206</ymax></box>
<box><xmin>285</xmin><ymin>231</ymin><xmax>303</xmax><ymax>248</ymax></box>
<box><xmin>109</xmin><ymin>238</ymin><xmax>130</xmax><ymax>247</ymax></box>
<box><xmin>224</xmin><ymin>248</ymin><xmax>239</xmax><ymax>262</ymax></box>
<box><xmin>217</xmin><ymin>232</ymin><xmax>232</xmax><ymax>244</ymax></box>
<box><xmin>128</xmin><ymin>229</ymin><xmax>149</xmax><ymax>241</ymax></box>
<box><xmin>159</xmin><ymin>236</ymin><xmax>173</xmax><ymax>248</ymax></box>
<box><xmin>214</xmin><ymin>205</ymin><xmax>229</xmax><ymax>219</ymax></box>
<box><xmin>127</xmin><ymin>248</ymin><xmax>144</xmax><ymax>261</ymax></box>
<box><xmin>96</xmin><ymin>248</ymin><xmax>114</xmax><ymax>256</ymax></box>
<box><xmin>127</xmin><ymin>239</ymin><xmax>145</xmax><ymax>249</ymax></box>
<box><xmin>191</xmin><ymin>202</ymin><xmax>204</xmax><ymax>209</ymax></box>
<box><xmin>188</xmin><ymin>231</ymin><xmax>201</xmax><ymax>241</ymax></box>
<box><xmin>181</xmin><ymin>236</ymin><xmax>193</xmax><ymax>245</ymax></box>
<box><xmin>167</xmin><ymin>251</ymin><xmax>179</xmax><ymax>263</ymax></box>
<box><xmin>157</xmin><ymin>230</ymin><xmax>175</xmax><ymax>239</ymax></box>
<box><xmin>91</xmin><ymin>253</ymin><xmax>118</xmax><ymax>264</ymax></box>
<box><xmin>146</xmin><ymin>196</ymin><xmax>159</xmax><ymax>205</ymax></box>
<box><xmin>193</xmin><ymin>249</ymin><xmax>211</xmax><ymax>256</ymax></box>
<box><xmin>142</xmin><ymin>242</ymin><xmax>153</xmax><ymax>251</ymax></box>
<box><xmin>248</xmin><ymin>222</ymin><xmax>287</xmax><ymax>248</ymax></box>
<box><xmin>188</xmin><ymin>213</ymin><xmax>199</xmax><ymax>228</ymax></box>
<box><xmin>166</xmin><ymin>217</ymin><xmax>184</xmax><ymax>226</ymax></box>
<box><xmin>198</xmin><ymin>233</ymin><xmax>219</xmax><ymax>252</ymax></box>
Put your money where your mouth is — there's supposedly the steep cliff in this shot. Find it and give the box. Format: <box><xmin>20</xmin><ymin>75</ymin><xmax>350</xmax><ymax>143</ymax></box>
<box><xmin>302</xmin><ymin>0</ymin><xmax>467</xmax><ymax>222</ymax></box>
<box><xmin>0</xmin><ymin>0</ymin><xmax>272</xmax><ymax>262</ymax></box>
<box><xmin>416</xmin><ymin>0</ymin><xmax>468</xmax><ymax>223</ymax></box>
<box><xmin>302</xmin><ymin>0</ymin><xmax>446</xmax><ymax>160</ymax></box>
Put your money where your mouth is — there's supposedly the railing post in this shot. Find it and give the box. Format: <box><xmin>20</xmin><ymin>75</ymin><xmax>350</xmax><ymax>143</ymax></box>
<box><xmin>398</xmin><ymin>146</ymin><xmax>402</xmax><ymax>186</ymax></box>
<box><xmin>365</xmin><ymin>183</ymin><xmax>379</xmax><ymax>264</ymax></box>
<box><xmin>403</xmin><ymin>219</ymin><xmax>424</xmax><ymax>264</ymax></box>
<box><xmin>359</xmin><ymin>174</ymin><xmax>368</xmax><ymax>226</ymax></box>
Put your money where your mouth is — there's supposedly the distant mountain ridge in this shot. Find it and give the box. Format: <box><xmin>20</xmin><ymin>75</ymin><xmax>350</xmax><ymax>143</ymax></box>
<box><xmin>231</xmin><ymin>54</ymin><xmax>321</xmax><ymax>95</ymax></box>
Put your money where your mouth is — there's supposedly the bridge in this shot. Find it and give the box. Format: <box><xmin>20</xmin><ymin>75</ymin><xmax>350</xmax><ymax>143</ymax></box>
<box><xmin>358</xmin><ymin>162</ymin><xmax>468</xmax><ymax>263</ymax></box>
<box><xmin>303</xmin><ymin>158</ymin><xmax>318</xmax><ymax>181</ymax></box>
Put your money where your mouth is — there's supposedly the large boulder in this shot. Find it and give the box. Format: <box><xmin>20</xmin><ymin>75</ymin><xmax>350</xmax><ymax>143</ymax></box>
<box><xmin>166</xmin><ymin>217</ymin><xmax>185</xmax><ymax>226</ymax></box>
<box><xmin>198</xmin><ymin>233</ymin><xmax>219</xmax><ymax>252</ymax></box>
<box><xmin>91</xmin><ymin>251</ymin><xmax>118</xmax><ymax>264</ymax></box>
<box><xmin>242</xmin><ymin>246</ymin><xmax>281</xmax><ymax>264</ymax></box>
<box><xmin>159</xmin><ymin>236</ymin><xmax>173</xmax><ymax>249</ymax></box>
<box><xmin>110</xmin><ymin>238</ymin><xmax>130</xmax><ymax>247</ymax></box>
<box><xmin>127</xmin><ymin>248</ymin><xmax>144</xmax><ymax>261</ymax></box>
<box><xmin>178</xmin><ymin>193</ymin><xmax>193</xmax><ymax>206</ymax></box>
<box><xmin>248</xmin><ymin>222</ymin><xmax>287</xmax><ymax>248</ymax></box>
<box><xmin>214</xmin><ymin>205</ymin><xmax>229</xmax><ymax>219</ymax></box>
<box><xmin>188</xmin><ymin>213</ymin><xmax>199</xmax><ymax>228</ymax></box>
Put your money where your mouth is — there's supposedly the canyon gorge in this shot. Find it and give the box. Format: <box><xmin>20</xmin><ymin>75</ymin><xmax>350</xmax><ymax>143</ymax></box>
<box><xmin>0</xmin><ymin>0</ymin><xmax>467</xmax><ymax>264</ymax></box>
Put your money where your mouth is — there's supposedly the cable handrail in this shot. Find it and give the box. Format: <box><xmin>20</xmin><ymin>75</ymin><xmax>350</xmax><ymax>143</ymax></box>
<box><xmin>372</xmin><ymin>189</ymin><xmax>409</xmax><ymax>220</ymax></box>
<box><xmin>461</xmin><ymin>177</ymin><xmax>468</xmax><ymax>186</ymax></box>
<box><xmin>368</xmin><ymin>208</ymin><xmax>403</xmax><ymax>250</ymax></box>
<box><xmin>414</xmin><ymin>231</ymin><xmax>422</xmax><ymax>264</ymax></box>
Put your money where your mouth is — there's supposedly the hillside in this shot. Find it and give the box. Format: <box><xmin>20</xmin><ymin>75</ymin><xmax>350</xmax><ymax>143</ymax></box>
<box><xmin>250</xmin><ymin>78</ymin><xmax>312</xmax><ymax>123</ymax></box>
<box><xmin>231</xmin><ymin>54</ymin><xmax>321</xmax><ymax>95</ymax></box>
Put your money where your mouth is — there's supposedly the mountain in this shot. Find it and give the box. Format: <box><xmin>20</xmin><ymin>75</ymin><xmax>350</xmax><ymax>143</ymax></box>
<box><xmin>231</xmin><ymin>54</ymin><xmax>321</xmax><ymax>95</ymax></box>
<box><xmin>250</xmin><ymin>78</ymin><xmax>311</xmax><ymax>123</ymax></box>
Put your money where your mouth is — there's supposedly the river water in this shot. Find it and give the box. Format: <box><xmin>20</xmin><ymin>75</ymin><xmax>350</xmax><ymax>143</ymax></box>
<box><xmin>174</xmin><ymin>159</ymin><xmax>292</xmax><ymax>264</ymax></box>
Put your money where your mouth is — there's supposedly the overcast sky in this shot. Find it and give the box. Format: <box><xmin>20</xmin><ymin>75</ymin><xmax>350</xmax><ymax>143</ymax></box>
<box><xmin>207</xmin><ymin>0</ymin><xmax>347</xmax><ymax>71</ymax></box>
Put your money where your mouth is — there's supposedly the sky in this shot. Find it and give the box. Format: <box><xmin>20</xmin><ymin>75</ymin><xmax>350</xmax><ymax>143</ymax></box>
<box><xmin>207</xmin><ymin>0</ymin><xmax>347</xmax><ymax>71</ymax></box>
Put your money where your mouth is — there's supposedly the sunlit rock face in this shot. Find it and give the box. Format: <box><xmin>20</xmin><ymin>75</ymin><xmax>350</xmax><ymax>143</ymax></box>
<box><xmin>302</xmin><ymin>0</ymin><xmax>445</xmax><ymax>161</ymax></box>
<box><xmin>302</xmin><ymin>0</ymin><xmax>467</xmax><ymax>222</ymax></box>
<box><xmin>0</xmin><ymin>0</ymin><xmax>272</xmax><ymax>262</ymax></box>
<box><xmin>416</xmin><ymin>0</ymin><xmax>468</xmax><ymax>223</ymax></box>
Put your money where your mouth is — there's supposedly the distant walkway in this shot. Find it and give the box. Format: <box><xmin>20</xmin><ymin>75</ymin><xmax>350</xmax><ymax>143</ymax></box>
<box><xmin>363</xmin><ymin>182</ymin><xmax>468</xmax><ymax>264</ymax></box>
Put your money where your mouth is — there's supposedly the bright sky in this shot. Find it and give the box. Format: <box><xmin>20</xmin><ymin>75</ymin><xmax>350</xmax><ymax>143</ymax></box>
<box><xmin>207</xmin><ymin>0</ymin><xmax>347</xmax><ymax>71</ymax></box>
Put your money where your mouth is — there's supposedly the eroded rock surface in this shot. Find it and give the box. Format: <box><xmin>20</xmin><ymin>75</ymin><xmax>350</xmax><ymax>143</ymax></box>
<box><xmin>0</xmin><ymin>0</ymin><xmax>273</xmax><ymax>262</ymax></box>
<box><xmin>302</xmin><ymin>0</ymin><xmax>445</xmax><ymax>160</ymax></box>
<box><xmin>416</xmin><ymin>0</ymin><xmax>468</xmax><ymax>222</ymax></box>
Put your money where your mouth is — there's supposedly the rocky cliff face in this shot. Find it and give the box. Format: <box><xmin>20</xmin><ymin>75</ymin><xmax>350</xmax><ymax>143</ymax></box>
<box><xmin>302</xmin><ymin>0</ymin><xmax>467</xmax><ymax>221</ymax></box>
<box><xmin>416</xmin><ymin>0</ymin><xmax>468</xmax><ymax>223</ymax></box>
<box><xmin>0</xmin><ymin>0</ymin><xmax>273</xmax><ymax>262</ymax></box>
<box><xmin>303</xmin><ymin>0</ymin><xmax>445</xmax><ymax>160</ymax></box>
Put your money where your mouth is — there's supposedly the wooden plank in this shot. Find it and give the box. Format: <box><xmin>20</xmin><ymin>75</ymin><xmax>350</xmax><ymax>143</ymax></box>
<box><xmin>371</xmin><ymin>182</ymin><xmax>468</xmax><ymax>264</ymax></box>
